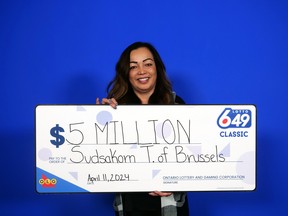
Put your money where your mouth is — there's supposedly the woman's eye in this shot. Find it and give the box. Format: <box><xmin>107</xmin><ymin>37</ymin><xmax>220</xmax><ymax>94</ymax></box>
<box><xmin>130</xmin><ymin>65</ymin><xmax>137</xmax><ymax>70</ymax></box>
<box><xmin>145</xmin><ymin>63</ymin><xmax>153</xmax><ymax>67</ymax></box>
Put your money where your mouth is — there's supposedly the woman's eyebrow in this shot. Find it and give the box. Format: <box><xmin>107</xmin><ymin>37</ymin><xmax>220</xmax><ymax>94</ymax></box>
<box><xmin>143</xmin><ymin>58</ymin><xmax>154</xmax><ymax>62</ymax></box>
<box><xmin>130</xmin><ymin>58</ymin><xmax>154</xmax><ymax>64</ymax></box>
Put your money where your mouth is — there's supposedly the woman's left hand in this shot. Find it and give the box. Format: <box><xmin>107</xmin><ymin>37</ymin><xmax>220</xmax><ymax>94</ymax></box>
<box><xmin>148</xmin><ymin>191</ymin><xmax>172</xmax><ymax>197</ymax></box>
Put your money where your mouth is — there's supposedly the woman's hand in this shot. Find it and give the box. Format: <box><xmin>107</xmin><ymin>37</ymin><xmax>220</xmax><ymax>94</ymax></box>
<box><xmin>96</xmin><ymin>97</ymin><xmax>118</xmax><ymax>109</ymax></box>
<box><xmin>148</xmin><ymin>191</ymin><xmax>172</xmax><ymax>197</ymax></box>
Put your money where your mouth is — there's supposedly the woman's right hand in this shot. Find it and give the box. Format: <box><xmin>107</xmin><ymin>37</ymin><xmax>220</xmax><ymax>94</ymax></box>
<box><xmin>96</xmin><ymin>97</ymin><xmax>118</xmax><ymax>109</ymax></box>
<box><xmin>149</xmin><ymin>191</ymin><xmax>172</xmax><ymax>197</ymax></box>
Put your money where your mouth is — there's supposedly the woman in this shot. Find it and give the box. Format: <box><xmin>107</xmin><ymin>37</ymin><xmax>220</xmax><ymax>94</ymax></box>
<box><xmin>97</xmin><ymin>42</ymin><xmax>189</xmax><ymax>216</ymax></box>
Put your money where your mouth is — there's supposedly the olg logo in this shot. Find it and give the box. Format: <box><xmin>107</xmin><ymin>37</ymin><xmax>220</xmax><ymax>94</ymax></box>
<box><xmin>217</xmin><ymin>108</ymin><xmax>251</xmax><ymax>129</ymax></box>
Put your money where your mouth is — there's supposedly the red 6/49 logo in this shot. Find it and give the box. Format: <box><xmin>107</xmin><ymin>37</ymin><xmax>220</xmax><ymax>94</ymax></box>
<box><xmin>217</xmin><ymin>108</ymin><xmax>252</xmax><ymax>129</ymax></box>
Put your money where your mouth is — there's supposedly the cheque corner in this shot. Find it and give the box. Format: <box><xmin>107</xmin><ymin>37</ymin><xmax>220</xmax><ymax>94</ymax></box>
<box><xmin>36</xmin><ymin>168</ymin><xmax>87</xmax><ymax>193</ymax></box>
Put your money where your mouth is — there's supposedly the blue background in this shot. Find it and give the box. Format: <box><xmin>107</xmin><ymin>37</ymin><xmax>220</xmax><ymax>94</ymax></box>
<box><xmin>1</xmin><ymin>0</ymin><xmax>287</xmax><ymax>215</ymax></box>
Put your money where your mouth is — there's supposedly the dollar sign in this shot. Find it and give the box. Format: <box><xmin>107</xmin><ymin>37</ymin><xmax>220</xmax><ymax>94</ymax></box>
<box><xmin>50</xmin><ymin>124</ymin><xmax>65</xmax><ymax>148</ymax></box>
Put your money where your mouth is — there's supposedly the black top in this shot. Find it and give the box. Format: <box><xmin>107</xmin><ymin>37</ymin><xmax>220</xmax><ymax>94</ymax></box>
<box><xmin>122</xmin><ymin>95</ymin><xmax>185</xmax><ymax>211</ymax></box>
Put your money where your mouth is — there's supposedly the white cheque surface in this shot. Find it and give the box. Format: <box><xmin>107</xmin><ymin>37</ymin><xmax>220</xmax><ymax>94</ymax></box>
<box><xmin>35</xmin><ymin>105</ymin><xmax>256</xmax><ymax>193</ymax></box>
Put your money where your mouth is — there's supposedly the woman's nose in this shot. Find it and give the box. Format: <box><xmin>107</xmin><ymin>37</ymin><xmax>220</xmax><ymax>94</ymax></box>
<box><xmin>138</xmin><ymin>65</ymin><xmax>146</xmax><ymax>74</ymax></box>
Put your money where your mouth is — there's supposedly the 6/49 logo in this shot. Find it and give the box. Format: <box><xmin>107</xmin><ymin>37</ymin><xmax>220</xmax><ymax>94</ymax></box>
<box><xmin>217</xmin><ymin>108</ymin><xmax>251</xmax><ymax>129</ymax></box>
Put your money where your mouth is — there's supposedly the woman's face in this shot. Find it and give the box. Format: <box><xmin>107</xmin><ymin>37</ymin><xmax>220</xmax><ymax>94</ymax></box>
<box><xmin>129</xmin><ymin>47</ymin><xmax>157</xmax><ymax>98</ymax></box>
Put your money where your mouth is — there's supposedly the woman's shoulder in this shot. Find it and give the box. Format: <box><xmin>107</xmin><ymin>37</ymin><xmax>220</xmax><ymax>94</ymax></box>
<box><xmin>175</xmin><ymin>95</ymin><xmax>186</xmax><ymax>104</ymax></box>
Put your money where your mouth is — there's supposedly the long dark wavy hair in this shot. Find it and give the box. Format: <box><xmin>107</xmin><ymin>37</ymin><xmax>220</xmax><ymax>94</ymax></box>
<box><xmin>107</xmin><ymin>42</ymin><xmax>174</xmax><ymax>104</ymax></box>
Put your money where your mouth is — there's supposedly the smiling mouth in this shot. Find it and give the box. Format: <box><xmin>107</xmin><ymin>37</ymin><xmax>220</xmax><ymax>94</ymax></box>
<box><xmin>138</xmin><ymin>77</ymin><xmax>149</xmax><ymax>83</ymax></box>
